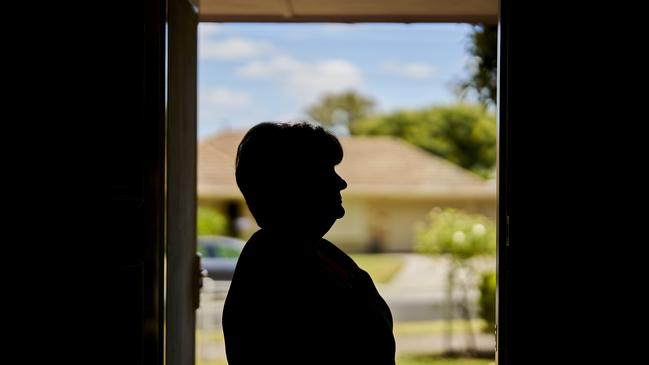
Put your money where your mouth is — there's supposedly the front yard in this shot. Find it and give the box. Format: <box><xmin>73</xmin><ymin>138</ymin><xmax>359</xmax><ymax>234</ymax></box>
<box><xmin>350</xmin><ymin>253</ymin><xmax>405</xmax><ymax>283</ymax></box>
<box><xmin>196</xmin><ymin>356</ymin><xmax>493</xmax><ymax>365</ymax></box>
<box><xmin>197</xmin><ymin>319</ymin><xmax>494</xmax><ymax>365</ymax></box>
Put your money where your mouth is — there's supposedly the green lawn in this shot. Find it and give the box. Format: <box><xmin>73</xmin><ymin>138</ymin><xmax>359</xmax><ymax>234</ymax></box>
<box><xmin>350</xmin><ymin>254</ymin><xmax>404</xmax><ymax>284</ymax></box>
<box><xmin>197</xmin><ymin>356</ymin><xmax>493</xmax><ymax>365</ymax></box>
<box><xmin>397</xmin><ymin>355</ymin><xmax>494</xmax><ymax>365</ymax></box>
<box><xmin>197</xmin><ymin>319</ymin><xmax>493</xmax><ymax>365</ymax></box>
<box><xmin>197</xmin><ymin>360</ymin><xmax>228</xmax><ymax>365</ymax></box>
<box><xmin>196</xmin><ymin>328</ymin><xmax>224</xmax><ymax>342</ymax></box>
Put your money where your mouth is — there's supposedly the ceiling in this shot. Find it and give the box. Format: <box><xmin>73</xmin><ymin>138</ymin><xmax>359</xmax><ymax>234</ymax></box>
<box><xmin>198</xmin><ymin>0</ymin><xmax>498</xmax><ymax>24</ymax></box>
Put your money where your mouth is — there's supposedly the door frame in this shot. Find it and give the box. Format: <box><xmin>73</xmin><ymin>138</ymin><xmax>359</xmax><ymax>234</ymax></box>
<box><xmin>164</xmin><ymin>1</ymin><xmax>510</xmax><ymax>364</ymax></box>
<box><xmin>166</xmin><ymin>1</ymin><xmax>199</xmax><ymax>365</ymax></box>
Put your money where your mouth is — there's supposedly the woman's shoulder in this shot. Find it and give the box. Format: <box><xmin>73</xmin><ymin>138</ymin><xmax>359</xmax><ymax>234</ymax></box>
<box><xmin>318</xmin><ymin>238</ymin><xmax>359</xmax><ymax>271</ymax></box>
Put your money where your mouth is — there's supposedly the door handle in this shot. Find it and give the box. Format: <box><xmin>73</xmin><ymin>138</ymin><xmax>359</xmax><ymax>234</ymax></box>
<box><xmin>193</xmin><ymin>253</ymin><xmax>207</xmax><ymax>310</ymax></box>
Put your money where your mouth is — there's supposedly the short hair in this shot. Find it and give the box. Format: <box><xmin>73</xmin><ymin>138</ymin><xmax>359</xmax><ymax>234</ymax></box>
<box><xmin>235</xmin><ymin>122</ymin><xmax>343</xmax><ymax>227</ymax></box>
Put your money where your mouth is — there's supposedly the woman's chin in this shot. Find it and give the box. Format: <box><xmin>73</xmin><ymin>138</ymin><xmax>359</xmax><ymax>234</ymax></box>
<box><xmin>335</xmin><ymin>206</ymin><xmax>345</xmax><ymax>219</ymax></box>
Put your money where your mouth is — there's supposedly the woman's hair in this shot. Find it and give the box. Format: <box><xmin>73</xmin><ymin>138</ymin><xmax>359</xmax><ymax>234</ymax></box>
<box><xmin>235</xmin><ymin>121</ymin><xmax>343</xmax><ymax>227</ymax></box>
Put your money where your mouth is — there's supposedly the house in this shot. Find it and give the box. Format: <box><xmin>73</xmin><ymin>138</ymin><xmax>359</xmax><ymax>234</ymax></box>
<box><xmin>198</xmin><ymin>130</ymin><xmax>496</xmax><ymax>252</ymax></box>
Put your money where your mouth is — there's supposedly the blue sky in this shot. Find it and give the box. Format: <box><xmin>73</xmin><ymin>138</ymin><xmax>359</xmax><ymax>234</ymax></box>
<box><xmin>198</xmin><ymin>23</ymin><xmax>476</xmax><ymax>138</ymax></box>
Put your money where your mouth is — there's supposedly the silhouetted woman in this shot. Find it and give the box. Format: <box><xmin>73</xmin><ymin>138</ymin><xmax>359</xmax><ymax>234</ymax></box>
<box><xmin>222</xmin><ymin>122</ymin><xmax>395</xmax><ymax>365</ymax></box>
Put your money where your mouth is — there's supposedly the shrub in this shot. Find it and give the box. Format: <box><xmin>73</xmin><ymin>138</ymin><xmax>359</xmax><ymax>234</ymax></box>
<box><xmin>415</xmin><ymin>208</ymin><xmax>496</xmax><ymax>259</ymax></box>
<box><xmin>479</xmin><ymin>270</ymin><xmax>496</xmax><ymax>333</ymax></box>
<box><xmin>197</xmin><ymin>206</ymin><xmax>228</xmax><ymax>236</ymax></box>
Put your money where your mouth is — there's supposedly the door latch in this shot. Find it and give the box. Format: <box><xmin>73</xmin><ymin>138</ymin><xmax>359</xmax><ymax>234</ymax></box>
<box><xmin>193</xmin><ymin>253</ymin><xmax>207</xmax><ymax>310</ymax></box>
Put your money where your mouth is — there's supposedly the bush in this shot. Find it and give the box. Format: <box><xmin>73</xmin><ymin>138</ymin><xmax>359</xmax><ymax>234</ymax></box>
<box><xmin>415</xmin><ymin>208</ymin><xmax>496</xmax><ymax>259</ymax></box>
<box><xmin>478</xmin><ymin>270</ymin><xmax>496</xmax><ymax>333</ymax></box>
<box><xmin>197</xmin><ymin>206</ymin><xmax>228</xmax><ymax>236</ymax></box>
<box><xmin>415</xmin><ymin>207</ymin><xmax>496</xmax><ymax>351</ymax></box>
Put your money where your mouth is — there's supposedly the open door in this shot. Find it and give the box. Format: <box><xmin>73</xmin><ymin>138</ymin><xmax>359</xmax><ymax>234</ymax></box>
<box><xmin>167</xmin><ymin>0</ymin><xmax>199</xmax><ymax>365</ymax></box>
<box><xmin>497</xmin><ymin>0</ymin><xmax>511</xmax><ymax>364</ymax></box>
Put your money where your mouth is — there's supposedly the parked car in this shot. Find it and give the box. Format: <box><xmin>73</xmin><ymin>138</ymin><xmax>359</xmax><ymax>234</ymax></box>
<box><xmin>198</xmin><ymin>235</ymin><xmax>245</xmax><ymax>281</ymax></box>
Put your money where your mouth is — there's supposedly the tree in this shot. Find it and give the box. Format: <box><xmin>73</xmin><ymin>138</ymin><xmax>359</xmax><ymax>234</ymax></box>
<box><xmin>456</xmin><ymin>25</ymin><xmax>498</xmax><ymax>108</ymax></box>
<box><xmin>305</xmin><ymin>90</ymin><xmax>376</xmax><ymax>127</ymax></box>
<box><xmin>415</xmin><ymin>207</ymin><xmax>496</xmax><ymax>355</ymax></box>
<box><xmin>350</xmin><ymin>103</ymin><xmax>496</xmax><ymax>178</ymax></box>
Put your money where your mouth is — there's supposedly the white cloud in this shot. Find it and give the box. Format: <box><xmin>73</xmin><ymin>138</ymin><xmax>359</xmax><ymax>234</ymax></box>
<box><xmin>201</xmin><ymin>87</ymin><xmax>251</xmax><ymax>108</ymax></box>
<box><xmin>198</xmin><ymin>24</ymin><xmax>221</xmax><ymax>38</ymax></box>
<box><xmin>235</xmin><ymin>55</ymin><xmax>302</xmax><ymax>77</ymax></box>
<box><xmin>380</xmin><ymin>61</ymin><xmax>438</xmax><ymax>79</ymax></box>
<box><xmin>200</xmin><ymin>37</ymin><xmax>276</xmax><ymax>60</ymax></box>
<box><xmin>235</xmin><ymin>56</ymin><xmax>363</xmax><ymax>103</ymax></box>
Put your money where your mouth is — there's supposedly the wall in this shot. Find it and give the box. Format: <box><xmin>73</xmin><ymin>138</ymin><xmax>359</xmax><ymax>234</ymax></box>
<box><xmin>200</xmin><ymin>195</ymin><xmax>496</xmax><ymax>253</ymax></box>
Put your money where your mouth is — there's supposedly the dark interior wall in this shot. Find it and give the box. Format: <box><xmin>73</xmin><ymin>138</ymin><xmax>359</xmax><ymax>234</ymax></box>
<box><xmin>6</xmin><ymin>0</ymin><xmax>167</xmax><ymax>361</ymax></box>
<box><xmin>94</xmin><ymin>0</ymin><xmax>166</xmax><ymax>363</ymax></box>
<box><xmin>107</xmin><ymin>0</ymin><xmax>166</xmax><ymax>363</ymax></box>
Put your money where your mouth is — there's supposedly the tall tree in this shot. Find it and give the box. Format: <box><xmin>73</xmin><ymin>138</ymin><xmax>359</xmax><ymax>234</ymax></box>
<box><xmin>305</xmin><ymin>90</ymin><xmax>376</xmax><ymax>127</ymax></box>
<box><xmin>457</xmin><ymin>25</ymin><xmax>498</xmax><ymax>107</ymax></box>
<box><xmin>350</xmin><ymin>104</ymin><xmax>496</xmax><ymax>178</ymax></box>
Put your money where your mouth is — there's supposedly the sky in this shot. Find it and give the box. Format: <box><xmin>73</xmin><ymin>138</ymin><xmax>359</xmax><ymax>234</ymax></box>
<box><xmin>198</xmin><ymin>23</ymin><xmax>477</xmax><ymax>138</ymax></box>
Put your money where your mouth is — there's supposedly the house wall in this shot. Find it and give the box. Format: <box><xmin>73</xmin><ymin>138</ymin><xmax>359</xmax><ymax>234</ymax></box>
<box><xmin>199</xmin><ymin>195</ymin><xmax>496</xmax><ymax>253</ymax></box>
<box><xmin>333</xmin><ymin>198</ymin><xmax>496</xmax><ymax>252</ymax></box>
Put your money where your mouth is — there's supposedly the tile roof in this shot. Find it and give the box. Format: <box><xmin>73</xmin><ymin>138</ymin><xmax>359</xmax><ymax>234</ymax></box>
<box><xmin>198</xmin><ymin>130</ymin><xmax>495</xmax><ymax>199</ymax></box>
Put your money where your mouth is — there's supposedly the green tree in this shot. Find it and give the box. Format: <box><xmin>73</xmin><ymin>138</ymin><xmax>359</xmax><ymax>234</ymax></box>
<box><xmin>456</xmin><ymin>25</ymin><xmax>498</xmax><ymax>107</ymax></box>
<box><xmin>305</xmin><ymin>90</ymin><xmax>376</xmax><ymax>127</ymax></box>
<box><xmin>415</xmin><ymin>207</ymin><xmax>496</xmax><ymax>354</ymax></box>
<box><xmin>351</xmin><ymin>103</ymin><xmax>496</xmax><ymax>178</ymax></box>
<box><xmin>197</xmin><ymin>206</ymin><xmax>228</xmax><ymax>236</ymax></box>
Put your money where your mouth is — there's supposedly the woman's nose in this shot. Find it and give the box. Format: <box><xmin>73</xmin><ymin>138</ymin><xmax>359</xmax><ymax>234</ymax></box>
<box><xmin>337</xmin><ymin>174</ymin><xmax>347</xmax><ymax>191</ymax></box>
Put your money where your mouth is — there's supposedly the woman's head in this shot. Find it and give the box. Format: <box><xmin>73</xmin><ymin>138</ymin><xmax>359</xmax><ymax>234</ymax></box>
<box><xmin>235</xmin><ymin>122</ymin><xmax>347</xmax><ymax>237</ymax></box>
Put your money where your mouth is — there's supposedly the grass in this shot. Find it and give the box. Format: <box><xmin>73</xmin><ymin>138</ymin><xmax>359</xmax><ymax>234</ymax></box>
<box><xmin>397</xmin><ymin>355</ymin><xmax>494</xmax><ymax>365</ymax></box>
<box><xmin>196</xmin><ymin>356</ymin><xmax>492</xmax><ymax>365</ymax></box>
<box><xmin>350</xmin><ymin>254</ymin><xmax>404</xmax><ymax>284</ymax></box>
<box><xmin>196</xmin><ymin>328</ymin><xmax>224</xmax><ymax>342</ymax></box>
<box><xmin>197</xmin><ymin>360</ymin><xmax>229</xmax><ymax>365</ymax></box>
<box><xmin>196</xmin><ymin>320</ymin><xmax>493</xmax><ymax>365</ymax></box>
